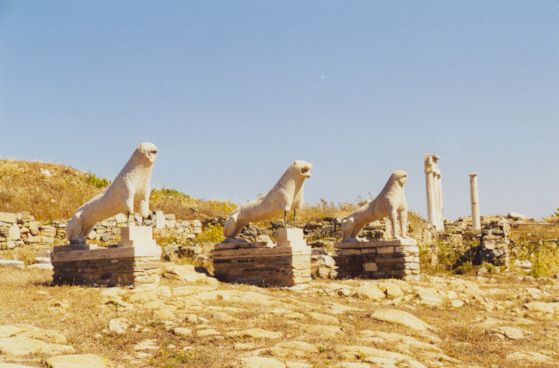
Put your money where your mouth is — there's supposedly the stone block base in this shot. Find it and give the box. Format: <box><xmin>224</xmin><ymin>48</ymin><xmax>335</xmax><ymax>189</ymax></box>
<box><xmin>51</xmin><ymin>226</ymin><xmax>161</xmax><ymax>286</ymax></box>
<box><xmin>335</xmin><ymin>238</ymin><xmax>420</xmax><ymax>281</ymax></box>
<box><xmin>52</xmin><ymin>246</ymin><xmax>161</xmax><ymax>286</ymax></box>
<box><xmin>212</xmin><ymin>228</ymin><xmax>311</xmax><ymax>287</ymax></box>
<box><xmin>51</xmin><ymin>227</ymin><xmax>161</xmax><ymax>287</ymax></box>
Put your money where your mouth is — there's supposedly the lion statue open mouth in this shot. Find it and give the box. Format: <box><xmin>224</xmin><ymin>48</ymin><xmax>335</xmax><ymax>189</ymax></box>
<box><xmin>67</xmin><ymin>142</ymin><xmax>158</xmax><ymax>244</ymax></box>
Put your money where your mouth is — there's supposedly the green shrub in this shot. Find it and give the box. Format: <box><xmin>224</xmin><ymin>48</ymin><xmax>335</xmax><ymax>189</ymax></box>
<box><xmin>196</xmin><ymin>224</ymin><xmax>225</xmax><ymax>244</ymax></box>
<box><xmin>86</xmin><ymin>173</ymin><xmax>110</xmax><ymax>188</ymax></box>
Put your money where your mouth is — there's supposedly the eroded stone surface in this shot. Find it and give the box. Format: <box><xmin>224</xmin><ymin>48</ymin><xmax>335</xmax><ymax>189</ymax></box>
<box><xmin>370</xmin><ymin>309</ymin><xmax>433</xmax><ymax>332</ymax></box>
<box><xmin>45</xmin><ymin>354</ymin><xmax>112</xmax><ymax>368</ymax></box>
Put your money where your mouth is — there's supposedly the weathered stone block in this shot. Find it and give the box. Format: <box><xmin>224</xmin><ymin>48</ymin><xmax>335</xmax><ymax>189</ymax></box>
<box><xmin>335</xmin><ymin>239</ymin><xmax>420</xmax><ymax>280</ymax></box>
<box><xmin>0</xmin><ymin>212</ymin><xmax>17</xmax><ymax>224</ymax></box>
<box><xmin>51</xmin><ymin>226</ymin><xmax>161</xmax><ymax>287</ymax></box>
<box><xmin>212</xmin><ymin>233</ymin><xmax>312</xmax><ymax>287</ymax></box>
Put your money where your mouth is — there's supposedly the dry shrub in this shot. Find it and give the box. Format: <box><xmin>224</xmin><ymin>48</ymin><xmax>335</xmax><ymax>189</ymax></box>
<box><xmin>150</xmin><ymin>188</ymin><xmax>236</xmax><ymax>220</ymax></box>
<box><xmin>296</xmin><ymin>198</ymin><xmax>357</xmax><ymax>223</ymax></box>
<box><xmin>510</xmin><ymin>223</ymin><xmax>559</xmax><ymax>277</ymax></box>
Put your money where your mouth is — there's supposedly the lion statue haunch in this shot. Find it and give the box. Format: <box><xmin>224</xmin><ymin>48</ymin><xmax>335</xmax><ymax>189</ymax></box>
<box><xmin>67</xmin><ymin>142</ymin><xmax>158</xmax><ymax>244</ymax></box>
<box><xmin>224</xmin><ymin>160</ymin><xmax>312</xmax><ymax>238</ymax></box>
<box><xmin>341</xmin><ymin>170</ymin><xmax>410</xmax><ymax>242</ymax></box>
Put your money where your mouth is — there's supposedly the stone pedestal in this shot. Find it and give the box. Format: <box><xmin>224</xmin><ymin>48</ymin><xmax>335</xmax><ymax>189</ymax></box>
<box><xmin>335</xmin><ymin>238</ymin><xmax>420</xmax><ymax>280</ymax></box>
<box><xmin>212</xmin><ymin>228</ymin><xmax>311</xmax><ymax>287</ymax></box>
<box><xmin>51</xmin><ymin>226</ymin><xmax>161</xmax><ymax>287</ymax></box>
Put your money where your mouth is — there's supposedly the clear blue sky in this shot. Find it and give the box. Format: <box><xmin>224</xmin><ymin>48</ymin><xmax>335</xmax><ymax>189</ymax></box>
<box><xmin>1</xmin><ymin>1</ymin><xmax>558</xmax><ymax>220</ymax></box>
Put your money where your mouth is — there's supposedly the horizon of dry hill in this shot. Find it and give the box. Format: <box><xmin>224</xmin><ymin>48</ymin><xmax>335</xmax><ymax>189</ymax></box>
<box><xmin>0</xmin><ymin>159</ymin><xmax>363</xmax><ymax>223</ymax></box>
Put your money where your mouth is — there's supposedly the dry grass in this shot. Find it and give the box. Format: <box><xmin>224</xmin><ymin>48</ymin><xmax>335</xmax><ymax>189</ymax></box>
<box><xmin>0</xmin><ymin>159</ymin><xmax>104</xmax><ymax>221</ymax></box>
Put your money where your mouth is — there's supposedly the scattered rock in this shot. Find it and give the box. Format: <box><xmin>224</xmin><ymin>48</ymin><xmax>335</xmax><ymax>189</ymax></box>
<box><xmin>0</xmin><ymin>260</ymin><xmax>24</xmax><ymax>270</ymax></box>
<box><xmin>172</xmin><ymin>327</ymin><xmax>192</xmax><ymax>337</ymax></box>
<box><xmin>506</xmin><ymin>351</ymin><xmax>552</xmax><ymax>363</ymax></box>
<box><xmin>492</xmin><ymin>326</ymin><xmax>524</xmax><ymax>340</ymax></box>
<box><xmin>414</xmin><ymin>286</ymin><xmax>444</xmax><ymax>307</ymax></box>
<box><xmin>240</xmin><ymin>356</ymin><xmax>285</xmax><ymax>368</ymax></box>
<box><xmin>271</xmin><ymin>340</ymin><xmax>318</xmax><ymax>357</ymax></box>
<box><xmin>353</xmin><ymin>283</ymin><xmax>385</xmax><ymax>301</ymax></box>
<box><xmin>370</xmin><ymin>309</ymin><xmax>433</xmax><ymax>331</ymax></box>
<box><xmin>377</xmin><ymin>280</ymin><xmax>404</xmax><ymax>299</ymax></box>
<box><xmin>337</xmin><ymin>345</ymin><xmax>426</xmax><ymax>368</ymax></box>
<box><xmin>162</xmin><ymin>264</ymin><xmax>214</xmax><ymax>284</ymax></box>
<box><xmin>0</xmin><ymin>336</ymin><xmax>74</xmax><ymax>357</ymax></box>
<box><xmin>133</xmin><ymin>339</ymin><xmax>158</xmax><ymax>351</ymax></box>
<box><xmin>301</xmin><ymin>324</ymin><xmax>341</xmax><ymax>338</ymax></box>
<box><xmin>45</xmin><ymin>354</ymin><xmax>112</xmax><ymax>368</ymax></box>
<box><xmin>285</xmin><ymin>362</ymin><xmax>312</xmax><ymax>368</ymax></box>
<box><xmin>335</xmin><ymin>363</ymin><xmax>372</xmax><ymax>368</ymax></box>
<box><xmin>360</xmin><ymin>330</ymin><xmax>442</xmax><ymax>352</ymax></box>
<box><xmin>523</xmin><ymin>301</ymin><xmax>559</xmax><ymax>314</ymax></box>
<box><xmin>307</xmin><ymin>312</ymin><xmax>339</xmax><ymax>324</ymax></box>
<box><xmin>196</xmin><ymin>328</ymin><xmax>220</xmax><ymax>337</ymax></box>
<box><xmin>108</xmin><ymin>318</ymin><xmax>129</xmax><ymax>335</ymax></box>
<box><xmin>227</xmin><ymin>328</ymin><xmax>283</xmax><ymax>339</ymax></box>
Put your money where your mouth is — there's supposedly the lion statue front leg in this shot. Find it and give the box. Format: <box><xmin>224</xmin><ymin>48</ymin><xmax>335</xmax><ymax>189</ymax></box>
<box><xmin>389</xmin><ymin>207</ymin><xmax>402</xmax><ymax>240</ymax></box>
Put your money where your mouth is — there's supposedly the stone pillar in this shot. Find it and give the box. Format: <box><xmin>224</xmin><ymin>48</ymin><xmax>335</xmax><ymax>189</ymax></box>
<box><xmin>424</xmin><ymin>154</ymin><xmax>444</xmax><ymax>231</ymax></box>
<box><xmin>469</xmin><ymin>173</ymin><xmax>481</xmax><ymax>232</ymax></box>
<box><xmin>436</xmin><ymin>173</ymin><xmax>444</xmax><ymax>230</ymax></box>
<box><xmin>425</xmin><ymin>169</ymin><xmax>436</xmax><ymax>227</ymax></box>
<box><xmin>433</xmin><ymin>174</ymin><xmax>440</xmax><ymax>229</ymax></box>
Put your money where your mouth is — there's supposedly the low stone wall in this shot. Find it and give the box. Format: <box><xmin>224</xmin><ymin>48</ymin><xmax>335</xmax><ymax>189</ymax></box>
<box><xmin>0</xmin><ymin>211</ymin><xmax>57</xmax><ymax>250</ymax></box>
<box><xmin>0</xmin><ymin>211</ymin><xmax>202</xmax><ymax>250</ymax></box>
<box><xmin>453</xmin><ymin>220</ymin><xmax>511</xmax><ymax>268</ymax></box>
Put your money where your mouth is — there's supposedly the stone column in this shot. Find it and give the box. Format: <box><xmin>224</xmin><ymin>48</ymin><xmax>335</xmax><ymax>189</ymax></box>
<box><xmin>425</xmin><ymin>169</ymin><xmax>436</xmax><ymax>227</ymax></box>
<box><xmin>433</xmin><ymin>173</ymin><xmax>440</xmax><ymax>229</ymax></box>
<box><xmin>425</xmin><ymin>154</ymin><xmax>444</xmax><ymax>231</ymax></box>
<box><xmin>436</xmin><ymin>173</ymin><xmax>444</xmax><ymax>231</ymax></box>
<box><xmin>469</xmin><ymin>173</ymin><xmax>481</xmax><ymax>232</ymax></box>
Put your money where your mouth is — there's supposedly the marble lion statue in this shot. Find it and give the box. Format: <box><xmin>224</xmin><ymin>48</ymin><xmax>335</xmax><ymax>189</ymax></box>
<box><xmin>224</xmin><ymin>160</ymin><xmax>313</xmax><ymax>238</ymax></box>
<box><xmin>340</xmin><ymin>170</ymin><xmax>410</xmax><ymax>242</ymax></box>
<box><xmin>67</xmin><ymin>142</ymin><xmax>158</xmax><ymax>244</ymax></box>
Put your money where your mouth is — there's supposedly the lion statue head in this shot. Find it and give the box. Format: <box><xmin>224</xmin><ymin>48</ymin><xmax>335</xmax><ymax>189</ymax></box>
<box><xmin>137</xmin><ymin>142</ymin><xmax>158</xmax><ymax>164</ymax></box>
<box><xmin>390</xmin><ymin>170</ymin><xmax>407</xmax><ymax>187</ymax></box>
<box><xmin>290</xmin><ymin>160</ymin><xmax>313</xmax><ymax>179</ymax></box>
